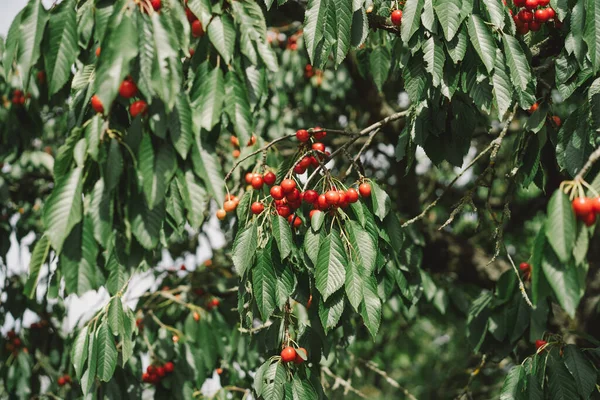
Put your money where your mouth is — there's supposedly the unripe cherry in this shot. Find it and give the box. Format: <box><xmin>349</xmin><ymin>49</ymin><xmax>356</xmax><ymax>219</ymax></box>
<box><xmin>216</xmin><ymin>209</ymin><xmax>227</xmax><ymax>220</ymax></box>
<box><xmin>231</xmin><ymin>135</ymin><xmax>240</xmax><ymax>147</ymax></box>
<box><xmin>223</xmin><ymin>200</ymin><xmax>237</xmax><ymax>212</ymax></box>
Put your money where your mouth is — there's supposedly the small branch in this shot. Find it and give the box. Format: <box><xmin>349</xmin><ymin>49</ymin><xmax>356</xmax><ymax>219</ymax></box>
<box><xmin>454</xmin><ymin>355</ymin><xmax>487</xmax><ymax>400</ymax></box>
<box><xmin>505</xmin><ymin>248</ymin><xmax>534</xmax><ymax>309</ymax></box>
<box><xmin>359</xmin><ymin>359</ymin><xmax>418</xmax><ymax>400</ymax></box>
<box><xmin>574</xmin><ymin>146</ymin><xmax>600</xmax><ymax>181</ymax></box>
<box><xmin>322</xmin><ymin>367</ymin><xmax>367</xmax><ymax>399</ymax></box>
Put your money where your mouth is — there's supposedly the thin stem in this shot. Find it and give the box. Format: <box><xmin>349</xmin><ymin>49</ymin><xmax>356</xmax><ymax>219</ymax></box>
<box><xmin>575</xmin><ymin>145</ymin><xmax>600</xmax><ymax>181</ymax></box>
<box><xmin>359</xmin><ymin>359</ymin><xmax>418</xmax><ymax>400</ymax></box>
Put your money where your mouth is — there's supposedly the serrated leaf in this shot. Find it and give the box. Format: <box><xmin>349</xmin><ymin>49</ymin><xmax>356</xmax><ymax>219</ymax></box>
<box><xmin>350</xmin><ymin>8</ymin><xmax>369</xmax><ymax>48</ymax></box>
<box><xmin>434</xmin><ymin>0</ymin><xmax>462</xmax><ymax>41</ymax></box>
<box><xmin>563</xmin><ymin>345</ymin><xmax>597</xmax><ymax>398</ymax></box>
<box><xmin>45</xmin><ymin>0</ymin><xmax>77</xmax><ymax>95</ymax></box>
<box><xmin>346</xmin><ymin>220</ymin><xmax>376</xmax><ymax>274</ymax></box>
<box><xmin>503</xmin><ymin>33</ymin><xmax>532</xmax><ymax>92</ymax></box>
<box><xmin>105</xmin><ymin>251</ymin><xmax>127</xmax><ymax>296</ymax></box>
<box><xmin>360</xmin><ymin>276</ymin><xmax>382</xmax><ymax>339</ymax></box>
<box><xmin>95</xmin><ymin>322</ymin><xmax>118</xmax><ymax>382</ymax></box>
<box><xmin>332</xmin><ymin>0</ymin><xmax>352</xmax><ymax>66</ymax></box>
<box><xmin>17</xmin><ymin>0</ymin><xmax>48</xmax><ymax>91</ymax></box>
<box><xmin>61</xmin><ymin>217</ymin><xmax>99</xmax><ymax>296</ymax></box>
<box><xmin>369</xmin><ymin>46</ymin><xmax>391</xmax><ymax>92</ymax></box>
<box><xmin>137</xmin><ymin>135</ymin><xmax>177</xmax><ymax>210</ymax></box>
<box><xmin>191</xmin><ymin>140</ymin><xmax>225</xmax><ymax>206</ymax></box>
<box><xmin>24</xmin><ymin>235</ymin><xmax>50</xmax><ymax>298</ymax></box>
<box><xmin>232</xmin><ymin>221</ymin><xmax>258</xmax><ymax>276</ymax></box>
<box><xmin>130</xmin><ymin>194</ymin><xmax>164</xmax><ymax>250</ymax></box>
<box><xmin>423</xmin><ymin>36</ymin><xmax>445</xmax><ymax>87</ymax></box>
<box><xmin>483</xmin><ymin>0</ymin><xmax>506</xmax><ymax>30</ymax></box>
<box><xmin>150</xmin><ymin>13</ymin><xmax>182</xmax><ymax>111</ymax></box>
<box><xmin>545</xmin><ymin>190</ymin><xmax>576</xmax><ymax>262</ymax></box>
<box><xmin>207</xmin><ymin>14</ymin><xmax>235</xmax><ymax>64</ymax></box>
<box><xmin>541</xmin><ymin>245</ymin><xmax>581</xmax><ymax>319</ymax></box>
<box><xmin>315</xmin><ymin>232</ymin><xmax>347</xmax><ymax>301</ymax></box>
<box><xmin>43</xmin><ymin>167</ymin><xmax>83</xmax><ymax>253</ymax></box>
<box><xmin>304</xmin><ymin>228</ymin><xmax>324</xmax><ymax>265</ymax></box>
<box><xmin>81</xmin><ymin>326</ymin><xmax>97</xmax><ymax>392</ymax></box>
<box><xmin>225</xmin><ymin>71</ymin><xmax>253</xmax><ymax>146</ymax></box>
<box><xmin>105</xmin><ymin>138</ymin><xmax>123</xmax><ymax>192</ymax></box>
<box><xmin>3</xmin><ymin>9</ymin><xmax>23</xmax><ymax>77</ymax></box>
<box><xmin>467</xmin><ymin>15</ymin><xmax>496</xmax><ymax>73</ymax></box>
<box><xmin>446</xmin><ymin>24</ymin><xmax>468</xmax><ymax>63</ymax></box>
<box><xmin>169</xmin><ymin>93</ymin><xmax>193</xmax><ymax>159</ymax></box>
<box><xmin>304</xmin><ymin>0</ymin><xmax>330</xmax><ymax>65</ymax></box>
<box><xmin>177</xmin><ymin>170</ymin><xmax>208</xmax><ymax>229</ymax></box>
<box><xmin>263</xmin><ymin>362</ymin><xmax>286</xmax><ymax>400</ymax></box>
<box><xmin>584</xmin><ymin>0</ymin><xmax>600</xmax><ymax>72</ymax></box>
<box><xmin>492</xmin><ymin>49</ymin><xmax>514</xmax><ymax>119</ymax></box>
<box><xmin>71</xmin><ymin>326</ymin><xmax>89</xmax><ymax>380</ymax></box>
<box><xmin>253</xmin><ymin>242</ymin><xmax>278</xmax><ymax>321</ymax></box>
<box><xmin>187</xmin><ymin>0</ymin><xmax>212</xmax><ymax>27</ymax></box>
<box><xmin>401</xmin><ymin>0</ymin><xmax>425</xmax><ymax>44</ymax></box>
<box><xmin>318</xmin><ymin>291</ymin><xmax>345</xmax><ymax>332</ymax></box>
<box><xmin>370</xmin><ymin>181</ymin><xmax>391</xmax><ymax>221</ymax></box>
<box><xmin>194</xmin><ymin>64</ymin><xmax>224</xmax><ymax>131</ymax></box>
<box><xmin>345</xmin><ymin>260</ymin><xmax>363</xmax><ymax>311</ymax></box>
<box><xmin>499</xmin><ymin>365</ymin><xmax>525</xmax><ymax>400</ymax></box>
<box><xmin>547</xmin><ymin>355</ymin><xmax>581</xmax><ymax>400</ymax></box>
<box><xmin>292</xmin><ymin>374</ymin><xmax>318</xmax><ymax>399</ymax></box>
<box><xmin>107</xmin><ymin>297</ymin><xmax>124</xmax><ymax>335</ymax></box>
<box><xmin>272</xmin><ymin>215</ymin><xmax>293</xmax><ymax>261</ymax></box>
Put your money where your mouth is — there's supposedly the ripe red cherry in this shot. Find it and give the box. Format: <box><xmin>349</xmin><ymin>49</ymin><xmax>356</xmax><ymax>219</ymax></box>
<box><xmin>130</xmin><ymin>100</ymin><xmax>148</xmax><ymax>118</ymax></box>
<box><xmin>551</xmin><ymin>115</ymin><xmax>561</xmax><ymax>127</ymax></box>
<box><xmin>309</xmin><ymin>156</ymin><xmax>319</xmax><ymax>167</ymax></box>
<box><xmin>280</xmin><ymin>346</ymin><xmax>297</xmax><ymax>363</ymax></box>
<box><xmin>277</xmin><ymin>205</ymin><xmax>291</xmax><ymax>218</ymax></box>
<box><xmin>303</xmin><ymin>190</ymin><xmax>318</xmax><ymax>204</ymax></box>
<box><xmin>312</xmin><ymin>142</ymin><xmax>325</xmax><ymax>152</ymax></box>
<box><xmin>391</xmin><ymin>9</ymin><xmax>403</xmax><ymax>26</ymax></box>
<box><xmin>294</xmin><ymin>347</ymin><xmax>307</xmax><ymax>364</ymax></box>
<box><xmin>147</xmin><ymin>365</ymin><xmax>157</xmax><ymax>374</ymax></box>
<box><xmin>309</xmin><ymin>209</ymin><xmax>319</xmax><ymax>219</ymax></box>
<box><xmin>119</xmin><ymin>79</ymin><xmax>138</xmax><ymax>98</ymax></box>
<box><xmin>325</xmin><ymin>190</ymin><xmax>340</xmax><ymax>205</ymax></box>
<box><xmin>251</xmin><ymin>175</ymin><xmax>264</xmax><ymax>189</ymax></box>
<box><xmin>286</xmin><ymin>188</ymin><xmax>301</xmax><ymax>202</ymax></box>
<box><xmin>142</xmin><ymin>372</ymin><xmax>150</xmax><ymax>382</ymax></box>
<box><xmin>294</xmin><ymin>164</ymin><xmax>306</xmax><ymax>174</ymax></box>
<box><xmin>57</xmin><ymin>376</ymin><xmax>66</xmax><ymax>386</ymax></box>
<box><xmin>516</xmin><ymin>23</ymin><xmax>530</xmax><ymax>34</ymax></box>
<box><xmin>251</xmin><ymin>202</ymin><xmax>264</xmax><ymax>215</ymax></box>
<box><xmin>529</xmin><ymin>21</ymin><xmax>542</xmax><ymax>31</ymax></box>
<box><xmin>546</xmin><ymin>7</ymin><xmax>555</xmax><ymax>19</ymax></box>
<box><xmin>313</xmin><ymin>126</ymin><xmax>326</xmax><ymax>140</ymax></box>
<box><xmin>288</xmin><ymin>214</ymin><xmax>302</xmax><ymax>228</ymax></box>
<box><xmin>524</xmin><ymin>0</ymin><xmax>538</xmax><ymax>10</ymax></box>
<box><xmin>317</xmin><ymin>194</ymin><xmax>328</xmax><ymax>209</ymax></box>
<box><xmin>208</xmin><ymin>298</ymin><xmax>220</xmax><ymax>308</ymax></box>
<box><xmin>519</xmin><ymin>262</ymin><xmax>531</xmax><ymax>272</ymax></box>
<box><xmin>346</xmin><ymin>188</ymin><xmax>359</xmax><ymax>203</ymax></box>
<box><xmin>151</xmin><ymin>0</ymin><xmax>161</xmax><ymax>10</ymax></box>
<box><xmin>572</xmin><ymin>197</ymin><xmax>593</xmax><ymax>218</ymax></box>
<box><xmin>528</xmin><ymin>102</ymin><xmax>539</xmax><ymax>114</ymax></box>
<box><xmin>535</xmin><ymin>340</ymin><xmax>547</xmax><ymax>350</ymax></box>
<box><xmin>192</xmin><ymin>20</ymin><xmax>205</xmax><ymax>37</ymax></box>
<box><xmin>538</xmin><ymin>0</ymin><xmax>549</xmax><ymax>5</ymax></box>
<box><xmin>270</xmin><ymin>185</ymin><xmax>284</xmax><ymax>200</ymax></box>
<box><xmin>513</xmin><ymin>0</ymin><xmax>526</xmax><ymax>6</ymax></box>
<box><xmin>157</xmin><ymin>366</ymin><xmax>166</xmax><ymax>377</ymax></box>
<box><xmin>281</xmin><ymin>179</ymin><xmax>296</xmax><ymax>193</ymax></box>
<box><xmin>264</xmin><ymin>171</ymin><xmax>276</xmax><ymax>186</ymax></box>
<box><xmin>296</xmin><ymin>129</ymin><xmax>310</xmax><ymax>142</ymax></box>
<box><xmin>519</xmin><ymin>9</ymin><xmax>534</xmax><ymax>22</ymax></box>
<box><xmin>299</xmin><ymin>156</ymin><xmax>312</xmax><ymax>170</ymax></box>
<box><xmin>583</xmin><ymin>212</ymin><xmax>597</xmax><ymax>227</ymax></box>
<box><xmin>164</xmin><ymin>361</ymin><xmax>175</xmax><ymax>373</ymax></box>
<box><xmin>245</xmin><ymin>172</ymin><xmax>254</xmax><ymax>184</ymax></box>
<box><xmin>185</xmin><ymin>7</ymin><xmax>197</xmax><ymax>22</ymax></box>
<box><xmin>359</xmin><ymin>183</ymin><xmax>371</xmax><ymax>197</ymax></box>
<box><xmin>91</xmin><ymin>95</ymin><xmax>104</xmax><ymax>113</ymax></box>
<box><xmin>534</xmin><ymin>8</ymin><xmax>549</xmax><ymax>22</ymax></box>
<box><xmin>591</xmin><ymin>197</ymin><xmax>600</xmax><ymax>213</ymax></box>
<box><xmin>37</xmin><ymin>70</ymin><xmax>46</xmax><ymax>84</ymax></box>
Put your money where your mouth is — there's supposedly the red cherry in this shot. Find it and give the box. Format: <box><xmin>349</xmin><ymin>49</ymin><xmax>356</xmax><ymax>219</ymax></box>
<box><xmin>519</xmin><ymin>262</ymin><xmax>531</xmax><ymax>272</ymax></box>
<box><xmin>12</xmin><ymin>338</ymin><xmax>21</xmax><ymax>347</ymax></box>
<box><xmin>313</xmin><ymin>126</ymin><xmax>326</xmax><ymax>140</ymax></box>
<box><xmin>303</xmin><ymin>190</ymin><xmax>318</xmax><ymax>204</ymax></box>
<box><xmin>151</xmin><ymin>0</ymin><xmax>161</xmax><ymax>11</ymax></box>
<box><xmin>264</xmin><ymin>171</ymin><xmax>276</xmax><ymax>186</ymax></box>
<box><xmin>317</xmin><ymin>194</ymin><xmax>328</xmax><ymax>209</ymax></box>
<box><xmin>119</xmin><ymin>79</ymin><xmax>138</xmax><ymax>98</ymax></box>
<box><xmin>299</xmin><ymin>156</ymin><xmax>312</xmax><ymax>170</ymax></box>
<box><xmin>95</xmin><ymin>47</ymin><xmax>101</xmax><ymax>57</ymax></box>
<box><xmin>537</xmin><ymin>0</ymin><xmax>549</xmax><ymax>5</ymax></box>
<box><xmin>91</xmin><ymin>95</ymin><xmax>104</xmax><ymax>114</ymax></box>
<box><xmin>535</xmin><ymin>340</ymin><xmax>547</xmax><ymax>350</ymax></box>
<box><xmin>245</xmin><ymin>172</ymin><xmax>254</xmax><ymax>184</ymax></box>
<box><xmin>288</xmin><ymin>214</ymin><xmax>302</xmax><ymax>228</ymax></box>
<box><xmin>192</xmin><ymin>20</ymin><xmax>205</xmax><ymax>37</ymax></box>
<box><xmin>359</xmin><ymin>183</ymin><xmax>371</xmax><ymax>197</ymax></box>
<box><xmin>147</xmin><ymin>365</ymin><xmax>157</xmax><ymax>374</ymax></box>
<box><xmin>312</xmin><ymin>142</ymin><xmax>325</xmax><ymax>153</ymax></box>
<box><xmin>37</xmin><ymin>71</ymin><xmax>46</xmax><ymax>84</ymax></box>
<box><xmin>57</xmin><ymin>376</ymin><xmax>66</xmax><ymax>386</ymax></box>
<box><xmin>572</xmin><ymin>197</ymin><xmax>593</xmax><ymax>218</ymax></box>
<box><xmin>280</xmin><ymin>346</ymin><xmax>296</xmax><ymax>363</ymax></box>
<box><xmin>130</xmin><ymin>100</ymin><xmax>148</xmax><ymax>118</ymax></box>
<box><xmin>296</xmin><ymin>129</ymin><xmax>310</xmax><ymax>142</ymax></box>
<box><xmin>294</xmin><ymin>164</ymin><xmax>306</xmax><ymax>174</ymax></box>
<box><xmin>309</xmin><ymin>209</ymin><xmax>319</xmax><ymax>219</ymax></box>
<box><xmin>551</xmin><ymin>115</ymin><xmax>562</xmax><ymax>127</ymax></box>
<box><xmin>286</xmin><ymin>188</ymin><xmax>301</xmax><ymax>202</ymax></box>
<box><xmin>309</xmin><ymin>156</ymin><xmax>319</xmax><ymax>167</ymax></box>
<box><xmin>583</xmin><ymin>211</ymin><xmax>597</xmax><ymax>227</ymax></box>
<box><xmin>528</xmin><ymin>102</ymin><xmax>539</xmax><ymax>114</ymax></box>
<box><xmin>281</xmin><ymin>179</ymin><xmax>296</xmax><ymax>194</ymax></box>
<box><xmin>270</xmin><ymin>185</ymin><xmax>284</xmax><ymax>200</ymax></box>
<box><xmin>164</xmin><ymin>361</ymin><xmax>175</xmax><ymax>373</ymax></box>
<box><xmin>157</xmin><ymin>366</ymin><xmax>166</xmax><ymax>377</ymax></box>
<box><xmin>277</xmin><ymin>205</ymin><xmax>291</xmax><ymax>218</ymax></box>
<box><xmin>592</xmin><ymin>197</ymin><xmax>600</xmax><ymax>214</ymax></box>
<box><xmin>513</xmin><ymin>0</ymin><xmax>526</xmax><ymax>6</ymax></box>
<box><xmin>346</xmin><ymin>188</ymin><xmax>359</xmax><ymax>203</ymax></box>
<box><xmin>546</xmin><ymin>7</ymin><xmax>556</xmax><ymax>19</ymax></box>
<box><xmin>519</xmin><ymin>9</ymin><xmax>534</xmax><ymax>22</ymax></box>
<box><xmin>524</xmin><ymin>0</ymin><xmax>538</xmax><ymax>10</ymax></box>
<box><xmin>185</xmin><ymin>8</ymin><xmax>197</xmax><ymax>22</ymax></box>
<box><xmin>251</xmin><ymin>175</ymin><xmax>264</xmax><ymax>189</ymax></box>
<box><xmin>142</xmin><ymin>372</ymin><xmax>151</xmax><ymax>382</ymax></box>
<box><xmin>294</xmin><ymin>347</ymin><xmax>307</xmax><ymax>364</ymax></box>
<box><xmin>516</xmin><ymin>23</ymin><xmax>530</xmax><ymax>34</ymax></box>
<box><xmin>529</xmin><ymin>21</ymin><xmax>542</xmax><ymax>31</ymax></box>
<box><xmin>325</xmin><ymin>190</ymin><xmax>340</xmax><ymax>205</ymax></box>
<box><xmin>534</xmin><ymin>8</ymin><xmax>549</xmax><ymax>22</ymax></box>
<box><xmin>391</xmin><ymin>9</ymin><xmax>403</xmax><ymax>26</ymax></box>
<box><xmin>223</xmin><ymin>200</ymin><xmax>237</xmax><ymax>212</ymax></box>
<box><xmin>251</xmin><ymin>202</ymin><xmax>264</xmax><ymax>215</ymax></box>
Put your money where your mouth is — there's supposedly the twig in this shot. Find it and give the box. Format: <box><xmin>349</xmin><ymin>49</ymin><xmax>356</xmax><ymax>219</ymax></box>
<box><xmin>574</xmin><ymin>146</ymin><xmax>600</xmax><ymax>181</ymax></box>
<box><xmin>454</xmin><ymin>355</ymin><xmax>487</xmax><ymax>400</ymax></box>
<box><xmin>322</xmin><ymin>367</ymin><xmax>367</xmax><ymax>398</ymax></box>
<box><xmin>359</xmin><ymin>359</ymin><xmax>418</xmax><ymax>400</ymax></box>
<box><xmin>343</xmin><ymin>128</ymin><xmax>380</xmax><ymax>177</ymax></box>
<box><xmin>505</xmin><ymin>248</ymin><xmax>534</xmax><ymax>309</ymax></box>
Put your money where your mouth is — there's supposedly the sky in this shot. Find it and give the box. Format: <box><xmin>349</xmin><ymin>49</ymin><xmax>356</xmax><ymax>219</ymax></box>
<box><xmin>0</xmin><ymin>1</ymin><xmax>54</xmax><ymax>37</ymax></box>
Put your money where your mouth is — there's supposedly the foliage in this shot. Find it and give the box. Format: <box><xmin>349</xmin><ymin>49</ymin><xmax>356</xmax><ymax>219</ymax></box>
<box><xmin>1</xmin><ymin>0</ymin><xmax>600</xmax><ymax>399</ymax></box>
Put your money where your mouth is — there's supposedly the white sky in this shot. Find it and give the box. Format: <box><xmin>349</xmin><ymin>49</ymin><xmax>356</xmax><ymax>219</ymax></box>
<box><xmin>0</xmin><ymin>0</ymin><xmax>55</xmax><ymax>37</ymax></box>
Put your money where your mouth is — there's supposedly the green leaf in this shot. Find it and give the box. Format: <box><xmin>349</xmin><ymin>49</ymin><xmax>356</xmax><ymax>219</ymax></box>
<box><xmin>17</xmin><ymin>0</ymin><xmax>48</xmax><ymax>91</ymax></box>
<box><xmin>275</xmin><ymin>263</ymin><xmax>295</xmax><ymax>309</ymax></box>
<box><xmin>191</xmin><ymin>140</ymin><xmax>225</xmax><ymax>206</ymax></box>
<box><xmin>545</xmin><ymin>190</ymin><xmax>576</xmax><ymax>262</ymax></box>
<box><xmin>467</xmin><ymin>15</ymin><xmax>496</xmax><ymax>73</ymax></box>
<box><xmin>84</xmin><ymin>115</ymin><xmax>103</xmax><ymax>161</ymax></box>
<box><xmin>253</xmin><ymin>242</ymin><xmax>278</xmax><ymax>321</ymax></box>
<box><xmin>541</xmin><ymin>245</ymin><xmax>581</xmax><ymax>319</ymax></box>
<box><xmin>137</xmin><ymin>135</ymin><xmax>177</xmax><ymax>210</ymax></box>
<box><xmin>88</xmin><ymin>179</ymin><xmax>113</xmax><ymax>250</ymax></box>
<box><xmin>193</xmin><ymin>64</ymin><xmax>224</xmax><ymax>131</ymax></box>
<box><xmin>232</xmin><ymin>221</ymin><xmax>258</xmax><ymax>276</ymax></box>
<box><xmin>169</xmin><ymin>92</ymin><xmax>193</xmax><ymax>160</ymax></box>
<box><xmin>350</xmin><ymin>8</ymin><xmax>369</xmax><ymax>48</ymax></box>
<box><xmin>130</xmin><ymin>194</ymin><xmax>165</xmax><ymax>250</ymax></box>
<box><xmin>187</xmin><ymin>0</ymin><xmax>212</xmax><ymax>27</ymax></box>
<box><xmin>360</xmin><ymin>276</ymin><xmax>382</xmax><ymax>339</ymax></box>
<box><xmin>492</xmin><ymin>49</ymin><xmax>514</xmax><ymax>119</ymax></box>
<box><xmin>71</xmin><ymin>326</ymin><xmax>89</xmax><ymax>380</ymax></box>
<box><xmin>315</xmin><ymin>232</ymin><xmax>347</xmax><ymax>301</ymax></box>
<box><xmin>304</xmin><ymin>228</ymin><xmax>325</xmax><ymax>265</ymax></box>
<box><xmin>271</xmin><ymin>215</ymin><xmax>293</xmax><ymax>261</ymax></box>
<box><xmin>346</xmin><ymin>220</ymin><xmax>376</xmax><ymax>274</ymax></box>
<box><xmin>94</xmin><ymin>12</ymin><xmax>138</xmax><ymax>112</ymax></box>
<box><xmin>150</xmin><ymin>13</ymin><xmax>182</xmax><ymax>111</ymax></box>
<box><xmin>483</xmin><ymin>0</ymin><xmax>506</xmax><ymax>30</ymax></box>
<box><xmin>61</xmin><ymin>217</ymin><xmax>99</xmax><ymax>296</ymax></box>
<box><xmin>24</xmin><ymin>235</ymin><xmax>50</xmax><ymax>298</ymax></box>
<box><xmin>45</xmin><ymin>0</ymin><xmax>77</xmax><ymax>96</ymax></box>
<box><xmin>318</xmin><ymin>291</ymin><xmax>345</xmax><ymax>332</ymax></box>
<box><xmin>547</xmin><ymin>355</ymin><xmax>581</xmax><ymax>400</ymax></box>
<box><xmin>263</xmin><ymin>362</ymin><xmax>286</xmax><ymax>400</ymax></box>
<box><xmin>95</xmin><ymin>322</ymin><xmax>118</xmax><ymax>382</ymax></box>
<box><xmin>3</xmin><ymin>9</ymin><xmax>23</xmax><ymax>77</ymax></box>
<box><xmin>499</xmin><ymin>365</ymin><xmax>525</xmax><ymax>400</ymax></box>
<box><xmin>207</xmin><ymin>15</ymin><xmax>236</xmax><ymax>64</ymax></box>
<box><xmin>105</xmin><ymin>251</ymin><xmax>127</xmax><ymax>296</ymax></box>
<box><xmin>43</xmin><ymin>167</ymin><xmax>83</xmax><ymax>253</ymax></box>
<box><xmin>584</xmin><ymin>0</ymin><xmax>600</xmax><ymax>73</ymax></box>
<box><xmin>105</xmin><ymin>138</ymin><xmax>123</xmax><ymax>192</ymax></box>
<box><xmin>446</xmin><ymin>24</ymin><xmax>468</xmax><ymax>63</ymax></box>
<box><xmin>423</xmin><ymin>36</ymin><xmax>445</xmax><ymax>87</ymax></box>
<box><xmin>345</xmin><ymin>260</ymin><xmax>364</xmax><ymax>312</ymax></box>
<box><xmin>81</xmin><ymin>326</ymin><xmax>97</xmax><ymax>393</ymax></box>
<box><xmin>563</xmin><ymin>345</ymin><xmax>597</xmax><ymax>399</ymax></box>
<box><xmin>401</xmin><ymin>0</ymin><xmax>425</xmax><ymax>44</ymax></box>
<box><xmin>107</xmin><ymin>297</ymin><xmax>124</xmax><ymax>335</ymax></box>
<box><xmin>304</xmin><ymin>0</ymin><xmax>330</xmax><ymax>65</ymax></box>
<box><xmin>502</xmin><ymin>33</ymin><xmax>533</xmax><ymax>92</ymax></box>
<box><xmin>369</xmin><ymin>46</ymin><xmax>391</xmax><ymax>92</ymax></box>
<box><xmin>292</xmin><ymin>375</ymin><xmax>318</xmax><ymax>399</ymax></box>
<box><xmin>332</xmin><ymin>0</ymin><xmax>352</xmax><ymax>66</ymax></box>
<box><xmin>370</xmin><ymin>181</ymin><xmax>391</xmax><ymax>221</ymax></box>
<box><xmin>225</xmin><ymin>71</ymin><xmax>253</xmax><ymax>147</ymax></box>
<box><xmin>178</xmin><ymin>170</ymin><xmax>208</xmax><ymax>229</ymax></box>
<box><xmin>434</xmin><ymin>0</ymin><xmax>462</xmax><ymax>41</ymax></box>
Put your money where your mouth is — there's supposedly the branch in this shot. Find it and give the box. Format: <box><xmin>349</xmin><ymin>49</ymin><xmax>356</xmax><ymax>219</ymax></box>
<box><xmin>359</xmin><ymin>359</ymin><xmax>418</xmax><ymax>400</ymax></box>
<box><xmin>575</xmin><ymin>146</ymin><xmax>600</xmax><ymax>181</ymax></box>
<box><xmin>322</xmin><ymin>367</ymin><xmax>368</xmax><ymax>399</ymax></box>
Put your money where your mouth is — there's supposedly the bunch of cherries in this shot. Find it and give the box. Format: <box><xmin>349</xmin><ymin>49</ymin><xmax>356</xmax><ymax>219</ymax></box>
<box><xmin>511</xmin><ymin>0</ymin><xmax>558</xmax><ymax>34</ymax></box>
<box><xmin>90</xmin><ymin>76</ymin><xmax>147</xmax><ymax>118</ymax></box>
<box><xmin>280</xmin><ymin>346</ymin><xmax>307</xmax><ymax>365</ymax></box>
<box><xmin>571</xmin><ymin>196</ymin><xmax>600</xmax><ymax>226</ymax></box>
<box><xmin>142</xmin><ymin>361</ymin><xmax>175</xmax><ymax>384</ymax></box>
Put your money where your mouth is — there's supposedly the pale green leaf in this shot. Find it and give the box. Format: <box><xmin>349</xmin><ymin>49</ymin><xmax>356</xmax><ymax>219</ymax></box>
<box><xmin>24</xmin><ymin>235</ymin><xmax>50</xmax><ymax>298</ymax></box>
<box><xmin>232</xmin><ymin>221</ymin><xmax>258</xmax><ymax>276</ymax></box>
<box><xmin>95</xmin><ymin>322</ymin><xmax>118</xmax><ymax>381</ymax></box>
<box><xmin>207</xmin><ymin>15</ymin><xmax>236</xmax><ymax>64</ymax></box>
<box><xmin>45</xmin><ymin>0</ymin><xmax>77</xmax><ymax>95</ymax></box>
<box><xmin>315</xmin><ymin>232</ymin><xmax>347</xmax><ymax>301</ymax></box>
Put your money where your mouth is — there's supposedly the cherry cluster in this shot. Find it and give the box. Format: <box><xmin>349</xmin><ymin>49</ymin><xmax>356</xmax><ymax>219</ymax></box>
<box><xmin>280</xmin><ymin>346</ymin><xmax>307</xmax><ymax>364</ymax></box>
<box><xmin>184</xmin><ymin>2</ymin><xmax>205</xmax><ymax>38</ymax></box>
<box><xmin>231</xmin><ymin>134</ymin><xmax>257</xmax><ymax>159</ymax></box>
<box><xmin>90</xmin><ymin>76</ymin><xmax>147</xmax><ymax>118</ymax></box>
<box><xmin>572</xmin><ymin>196</ymin><xmax>600</xmax><ymax>226</ymax></box>
<box><xmin>511</xmin><ymin>0</ymin><xmax>557</xmax><ymax>34</ymax></box>
<box><xmin>57</xmin><ymin>374</ymin><xmax>72</xmax><ymax>387</ymax></box>
<box><xmin>4</xmin><ymin>331</ymin><xmax>26</xmax><ymax>356</ymax></box>
<box><xmin>142</xmin><ymin>361</ymin><xmax>175</xmax><ymax>384</ymax></box>
<box><xmin>11</xmin><ymin>89</ymin><xmax>26</xmax><ymax>106</ymax></box>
